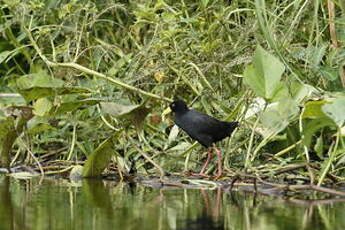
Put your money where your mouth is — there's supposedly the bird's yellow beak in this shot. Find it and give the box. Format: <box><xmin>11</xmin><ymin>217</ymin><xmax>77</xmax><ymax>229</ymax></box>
<box><xmin>162</xmin><ymin>107</ymin><xmax>172</xmax><ymax>122</ymax></box>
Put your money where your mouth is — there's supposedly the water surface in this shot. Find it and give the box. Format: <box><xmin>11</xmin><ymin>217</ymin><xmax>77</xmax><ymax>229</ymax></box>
<box><xmin>1</xmin><ymin>176</ymin><xmax>345</xmax><ymax>230</ymax></box>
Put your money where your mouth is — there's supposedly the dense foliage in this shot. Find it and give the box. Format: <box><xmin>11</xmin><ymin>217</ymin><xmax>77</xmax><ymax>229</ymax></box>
<box><xmin>0</xmin><ymin>0</ymin><xmax>345</xmax><ymax>185</ymax></box>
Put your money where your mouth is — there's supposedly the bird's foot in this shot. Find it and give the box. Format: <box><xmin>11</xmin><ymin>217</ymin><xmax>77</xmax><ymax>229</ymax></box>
<box><xmin>212</xmin><ymin>171</ymin><xmax>224</xmax><ymax>180</ymax></box>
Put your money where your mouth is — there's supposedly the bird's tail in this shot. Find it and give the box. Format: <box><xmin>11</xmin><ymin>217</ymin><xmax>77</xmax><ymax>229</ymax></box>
<box><xmin>225</xmin><ymin>121</ymin><xmax>239</xmax><ymax>135</ymax></box>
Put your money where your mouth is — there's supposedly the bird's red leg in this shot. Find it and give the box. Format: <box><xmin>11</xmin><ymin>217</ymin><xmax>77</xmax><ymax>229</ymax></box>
<box><xmin>213</xmin><ymin>146</ymin><xmax>223</xmax><ymax>179</ymax></box>
<box><xmin>198</xmin><ymin>148</ymin><xmax>213</xmax><ymax>176</ymax></box>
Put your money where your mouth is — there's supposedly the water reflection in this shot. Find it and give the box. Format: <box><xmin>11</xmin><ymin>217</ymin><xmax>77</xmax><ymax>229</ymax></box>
<box><xmin>0</xmin><ymin>176</ymin><xmax>345</xmax><ymax>230</ymax></box>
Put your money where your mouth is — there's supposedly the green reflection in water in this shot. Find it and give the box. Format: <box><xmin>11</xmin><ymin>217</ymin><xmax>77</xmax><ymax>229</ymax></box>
<box><xmin>0</xmin><ymin>176</ymin><xmax>345</xmax><ymax>230</ymax></box>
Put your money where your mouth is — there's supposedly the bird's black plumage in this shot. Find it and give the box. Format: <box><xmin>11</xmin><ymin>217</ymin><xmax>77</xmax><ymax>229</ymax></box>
<box><xmin>170</xmin><ymin>100</ymin><xmax>238</xmax><ymax>147</ymax></box>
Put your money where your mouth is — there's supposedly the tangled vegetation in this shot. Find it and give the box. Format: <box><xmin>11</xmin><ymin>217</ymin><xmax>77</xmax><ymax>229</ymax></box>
<box><xmin>1</xmin><ymin>0</ymin><xmax>345</xmax><ymax>193</ymax></box>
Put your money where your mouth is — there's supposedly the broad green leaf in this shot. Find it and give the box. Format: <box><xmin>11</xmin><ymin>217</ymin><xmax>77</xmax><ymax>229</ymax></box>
<box><xmin>101</xmin><ymin>102</ymin><xmax>151</xmax><ymax>130</ymax></box>
<box><xmin>322</xmin><ymin>98</ymin><xmax>345</xmax><ymax>127</ymax></box>
<box><xmin>244</xmin><ymin>45</ymin><xmax>285</xmax><ymax>100</ymax></box>
<box><xmin>53</xmin><ymin>98</ymin><xmax>101</xmax><ymax>115</ymax></box>
<box><xmin>301</xmin><ymin>100</ymin><xmax>336</xmax><ymax>148</ymax></box>
<box><xmin>302</xmin><ymin>117</ymin><xmax>335</xmax><ymax>147</ymax></box>
<box><xmin>319</xmin><ymin>67</ymin><xmax>338</xmax><ymax>81</ymax></box>
<box><xmin>18</xmin><ymin>87</ymin><xmax>90</xmax><ymax>102</ymax></box>
<box><xmin>82</xmin><ymin>133</ymin><xmax>121</xmax><ymax>177</ymax></box>
<box><xmin>101</xmin><ymin>102</ymin><xmax>140</xmax><ymax>117</ymax></box>
<box><xmin>290</xmin><ymin>82</ymin><xmax>317</xmax><ymax>103</ymax></box>
<box><xmin>166</xmin><ymin>142</ymin><xmax>191</xmax><ymax>154</ymax></box>
<box><xmin>244</xmin><ymin>65</ymin><xmax>265</xmax><ymax>98</ymax></box>
<box><xmin>269</xmin><ymin>82</ymin><xmax>289</xmax><ymax>102</ymax></box>
<box><xmin>254</xmin><ymin>45</ymin><xmax>285</xmax><ymax>99</ymax></box>
<box><xmin>260</xmin><ymin>98</ymin><xmax>299</xmax><ymax>137</ymax></box>
<box><xmin>33</xmin><ymin>98</ymin><xmax>53</xmax><ymax>116</ymax></box>
<box><xmin>302</xmin><ymin>100</ymin><xmax>329</xmax><ymax>119</ymax></box>
<box><xmin>0</xmin><ymin>93</ymin><xmax>26</xmax><ymax>105</ymax></box>
<box><xmin>16</xmin><ymin>71</ymin><xmax>64</xmax><ymax>89</ymax></box>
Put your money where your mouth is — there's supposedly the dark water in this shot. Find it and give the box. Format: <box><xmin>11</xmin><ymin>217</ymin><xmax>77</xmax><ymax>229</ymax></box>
<box><xmin>1</xmin><ymin>176</ymin><xmax>345</xmax><ymax>230</ymax></box>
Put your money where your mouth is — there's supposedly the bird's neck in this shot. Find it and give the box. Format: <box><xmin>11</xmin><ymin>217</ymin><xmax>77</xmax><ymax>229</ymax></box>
<box><xmin>175</xmin><ymin>109</ymin><xmax>188</xmax><ymax>116</ymax></box>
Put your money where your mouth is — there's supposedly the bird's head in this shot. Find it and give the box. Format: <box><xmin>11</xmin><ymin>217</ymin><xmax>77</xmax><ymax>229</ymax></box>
<box><xmin>169</xmin><ymin>100</ymin><xmax>188</xmax><ymax>113</ymax></box>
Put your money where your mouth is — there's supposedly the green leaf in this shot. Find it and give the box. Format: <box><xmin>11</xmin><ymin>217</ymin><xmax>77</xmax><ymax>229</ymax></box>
<box><xmin>244</xmin><ymin>65</ymin><xmax>265</xmax><ymax>98</ymax></box>
<box><xmin>302</xmin><ymin>117</ymin><xmax>335</xmax><ymax>148</ymax></box>
<box><xmin>269</xmin><ymin>82</ymin><xmax>289</xmax><ymax>102</ymax></box>
<box><xmin>18</xmin><ymin>87</ymin><xmax>91</xmax><ymax>102</ymax></box>
<box><xmin>244</xmin><ymin>45</ymin><xmax>285</xmax><ymax>100</ymax></box>
<box><xmin>310</xmin><ymin>44</ymin><xmax>327</xmax><ymax>69</ymax></box>
<box><xmin>101</xmin><ymin>102</ymin><xmax>151</xmax><ymax>130</ymax></box>
<box><xmin>0</xmin><ymin>93</ymin><xmax>26</xmax><ymax>105</ymax></box>
<box><xmin>33</xmin><ymin>98</ymin><xmax>53</xmax><ymax>116</ymax></box>
<box><xmin>260</xmin><ymin>98</ymin><xmax>299</xmax><ymax>137</ymax></box>
<box><xmin>82</xmin><ymin>135</ymin><xmax>118</xmax><ymax>177</ymax></box>
<box><xmin>322</xmin><ymin>97</ymin><xmax>345</xmax><ymax>127</ymax></box>
<box><xmin>53</xmin><ymin>98</ymin><xmax>101</xmax><ymax>115</ymax></box>
<box><xmin>301</xmin><ymin>100</ymin><xmax>336</xmax><ymax>148</ymax></box>
<box><xmin>101</xmin><ymin>102</ymin><xmax>140</xmax><ymax>117</ymax></box>
<box><xmin>27</xmin><ymin>123</ymin><xmax>55</xmax><ymax>135</ymax></box>
<box><xmin>290</xmin><ymin>82</ymin><xmax>317</xmax><ymax>103</ymax></box>
<box><xmin>314</xmin><ymin>136</ymin><xmax>324</xmax><ymax>159</ymax></box>
<box><xmin>302</xmin><ymin>100</ymin><xmax>329</xmax><ymax>119</ymax></box>
<box><xmin>0</xmin><ymin>51</ymin><xmax>12</xmax><ymax>64</ymax></box>
<box><xmin>319</xmin><ymin>67</ymin><xmax>338</xmax><ymax>81</ymax></box>
<box><xmin>16</xmin><ymin>71</ymin><xmax>64</xmax><ymax>89</ymax></box>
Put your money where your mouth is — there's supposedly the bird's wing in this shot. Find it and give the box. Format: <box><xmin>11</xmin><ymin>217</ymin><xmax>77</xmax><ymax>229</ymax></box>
<box><xmin>187</xmin><ymin>110</ymin><xmax>237</xmax><ymax>143</ymax></box>
<box><xmin>187</xmin><ymin>110</ymin><xmax>225</xmax><ymax>134</ymax></box>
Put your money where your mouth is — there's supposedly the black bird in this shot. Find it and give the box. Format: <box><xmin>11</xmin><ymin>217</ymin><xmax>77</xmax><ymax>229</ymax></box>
<box><xmin>170</xmin><ymin>100</ymin><xmax>238</xmax><ymax>178</ymax></box>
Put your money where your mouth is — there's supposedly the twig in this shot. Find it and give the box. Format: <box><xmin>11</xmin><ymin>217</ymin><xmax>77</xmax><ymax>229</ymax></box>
<box><xmin>274</xmin><ymin>163</ymin><xmax>308</xmax><ymax>175</ymax></box>
<box><xmin>44</xmin><ymin>166</ymin><xmax>74</xmax><ymax>175</ymax></box>
<box><xmin>21</xmin><ymin>141</ymin><xmax>44</xmax><ymax>177</ymax></box>
<box><xmin>327</xmin><ymin>0</ymin><xmax>338</xmax><ymax>48</ymax></box>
